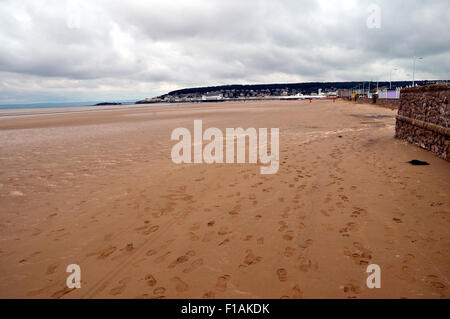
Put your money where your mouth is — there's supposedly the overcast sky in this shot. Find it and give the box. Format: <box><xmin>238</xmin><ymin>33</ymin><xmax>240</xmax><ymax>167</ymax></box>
<box><xmin>0</xmin><ymin>0</ymin><xmax>449</xmax><ymax>104</ymax></box>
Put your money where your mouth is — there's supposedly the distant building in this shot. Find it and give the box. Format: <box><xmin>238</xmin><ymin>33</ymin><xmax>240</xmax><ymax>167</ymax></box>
<box><xmin>377</xmin><ymin>87</ymin><xmax>401</xmax><ymax>99</ymax></box>
<box><xmin>201</xmin><ymin>93</ymin><xmax>223</xmax><ymax>101</ymax></box>
<box><xmin>326</xmin><ymin>91</ymin><xmax>338</xmax><ymax>97</ymax></box>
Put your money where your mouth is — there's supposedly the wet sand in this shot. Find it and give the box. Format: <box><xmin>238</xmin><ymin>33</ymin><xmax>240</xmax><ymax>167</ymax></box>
<box><xmin>0</xmin><ymin>99</ymin><xmax>448</xmax><ymax>299</ymax></box>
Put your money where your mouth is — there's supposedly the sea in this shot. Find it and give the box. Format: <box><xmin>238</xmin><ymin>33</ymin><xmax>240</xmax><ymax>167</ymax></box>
<box><xmin>0</xmin><ymin>100</ymin><xmax>138</xmax><ymax>109</ymax></box>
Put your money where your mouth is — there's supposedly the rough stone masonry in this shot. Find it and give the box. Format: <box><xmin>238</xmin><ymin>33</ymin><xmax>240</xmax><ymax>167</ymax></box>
<box><xmin>395</xmin><ymin>84</ymin><xmax>449</xmax><ymax>161</ymax></box>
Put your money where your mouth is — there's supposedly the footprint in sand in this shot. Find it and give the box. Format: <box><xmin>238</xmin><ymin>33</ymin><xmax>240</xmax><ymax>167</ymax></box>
<box><xmin>284</xmin><ymin>247</ymin><xmax>295</xmax><ymax>257</ymax></box>
<box><xmin>153</xmin><ymin>287</ymin><xmax>166</xmax><ymax>296</ymax></box>
<box><xmin>152</xmin><ymin>212</ymin><xmax>162</xmax><ymax>219</ymax></box>
<box><xmin>189</xmin><ymin>232</ymin><xmax>200</xmax><ymax>241</ymax></box>
<box><xmin>229</xmin><ymin>205</ymin><xmax>240</xmax><ymax>215</ymax></box>
<box><xmin>145</xmin><ymin>274</ymin><xmax>157</xmax><ymax>287</ymax></box>
<box><xmin>202</xmin><ymin>231</ymin><xmax>215</xmax><ymax>242</ymax></box>
<box><xmin>143</xmin><ymin>225</ymin><xmax>160</xmax><ymax>235</ymax></box>
<box><xmin>351</xmin><ymin>207</ymin><xmax>366</xmax><ymax>218</ymax></box>
<box><xmin>218</xmin><ymin>227</ymin><xmax>231</xmax><ymax>236</ymax></box>
<box><xmin>299</xmin><ymin>239</ymin><xmax>313</xmax><ymax>249</ymax></box>
<box><xmin>124</xmin><ymin>243</ymin><xmax>134</xmax><ymax>252</ymax></box>
<box><xmin>146</xmin><ymin>249</ymin><xmax>157</xmax><ymax>257</ymax></box>
<box><xmin>87</xmin><ymin>246</ymin><xmax>117</xmax><ymax>259</ymax></box>
<box><xmin>425</xmin><ymin>275</ymin><xmax>446</xmax><ymax>290</ymax></box>
<box><xmin>346</xmin><ymin>222</ymin><xmax>359</xmax><ymax>232</ymax></box>
<box><xmin>242</xmin><ymin>250</ymin><xmax>262</xmax><ymax>266</ymax></box>
<box><xmin>203</xmin><ymin>291</ymin><xmax>216</xmax><ymax>298</ymax></box>
<box><xmin>339</xmin><ymin>226</ymin><xmax>350</xmax><ymax>237</ymax></box>
<box><xmin>343</xmin><ymin>283</ymin><xmax>361</xmax><ymax>298</ymax></box>
<box><xmin>344</xmin><ymin>242</ymin><xmax>372</xmax><ymax>266</ymax></box>
<box><xmin>168</xmin><ymin>254</ymin><xmax>190</xmax><ymax>268</ymax></box>
<box><xmin>172</xmin><ymin>277</ymin><xmax>189</xmax><ymax>292</ymax></box>
<box><xmin>110</xmin><ymin>285</ymin><xmax>125</xmax><ymax>296</ymax></box>
<box><xmin>219</xmin><ymin>237</ymin><xmax>231</xmax><ymax>246</ymax></box>
<box><xmin>216</xmin><ymin>275</ymin><xmax>230</xmax><ymax>292</ymax></box>
<box><xmin>46</xmin><ymin>262</ymin><xmax>59</xmax><ymax>275</ymax></box>
<box><xmin>402</xmin><ymin>253</ymin><xmax>415</xmax><ymax>265</ymax></box>
<box><xmin>155</xmin><ymin>251</ymin><xmax>171</xmax><ymax>264</ymax></box>
<box><xmin>292</xmin><ymin>284</ymin><xmax>303</xmax><ymax>298</ymax></box>
<box><xmin>110</xmin><ymin>278</ymin><xmax>130</xmax><ymax>296</ymax></box>
<box><xmin>51</xmin><ymin>286</ymin><xmax>74</xmax><ymax>299</ymax></box>
<box><xmin>283</xmin><ymin>231</ymin><xmax>294</xmax><ymax>241</ymax></box>
<box><xmin>297</xmin><ymin>257</ymin><xmax>314</xmax><ymax>272</ymax></box>
<box><xmin>183</xmin><ymin>258</ymin><xmax>204</xmax><ymax>273</ymax></box>
<box><xmin>135</xmin><ymin>225</ymin><xmax>147</xmax><ymax>231</ymax></box>
<box><xmin>277</xmin><ymin>268</ymin><xmax>288</xmax><ymax>282</ymax></box>
<box><xmin>320</xmin><ymin>209</ymin><xmax>330</xmax><ymax>217</ymax></box>
<box><xmin>186</xmin><ymin>250</ymin><xmax>195</xmax><ymax>257</ymax></box>
<box><xmin>350</xmin><ymin>211</ymin><xmax>360</xmax><ymax>218</ymax></box>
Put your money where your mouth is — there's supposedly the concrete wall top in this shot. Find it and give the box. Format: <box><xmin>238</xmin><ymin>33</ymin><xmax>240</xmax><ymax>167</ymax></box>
<box><xmin>401</xmin><ymin>83</ymin><xmax>450</xmax><ymax>94</ymax></box>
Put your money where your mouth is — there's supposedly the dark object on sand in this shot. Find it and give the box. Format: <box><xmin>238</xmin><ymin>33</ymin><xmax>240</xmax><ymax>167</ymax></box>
<box><xmin>408</xmin><ymin>160</ymin><xmax>430</xmax><ymax>166</ymax></box>
<box><xmin>372</xmin><ymin>94</ymin><xmax>378</xmax><ymax>104</ymax></box>
<box><xmin>338</xmin><ymin>135</ymin><xmax>343</xmax><ymax>138</ymax></box>
<box><xmin>95</xmin><ymin>102</ymin><xmax>122</xmax><ymax>106</ymax></box>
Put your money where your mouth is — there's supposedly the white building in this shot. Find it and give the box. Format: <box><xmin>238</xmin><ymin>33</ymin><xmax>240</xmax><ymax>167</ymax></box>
<box><xmin>201</xmin><ymin>93</ymin><xmax>223</xmax><ymax>101</ymax></box>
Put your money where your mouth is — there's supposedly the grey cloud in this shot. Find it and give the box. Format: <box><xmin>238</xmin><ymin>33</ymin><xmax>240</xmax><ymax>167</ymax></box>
<box><xmin>0</xmin><ymin>0</ymin><xmax>449</xmax><ymax>103</ymax></box>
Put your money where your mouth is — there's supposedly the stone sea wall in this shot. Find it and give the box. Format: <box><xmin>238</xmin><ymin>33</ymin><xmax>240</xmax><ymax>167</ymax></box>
<box><xmin>395</xmin><ymin>84</ymin><xmax>449</xmax><ymax>161</ymax></box>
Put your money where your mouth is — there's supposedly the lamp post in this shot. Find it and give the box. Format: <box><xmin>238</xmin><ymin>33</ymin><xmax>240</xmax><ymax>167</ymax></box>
<box><xmin>412</xmin><ymin>57</ymin><xmax>423</xmax><ymax>87</ymax></box>
<box><xmin>390</xmin><ymin>68</ymin><xmax>398</xmax><ymax>89</ymax></box>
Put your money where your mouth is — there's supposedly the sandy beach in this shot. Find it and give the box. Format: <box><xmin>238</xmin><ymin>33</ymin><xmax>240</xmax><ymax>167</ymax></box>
<box><xmin>0</xmin><ymin>99</ymin><xmax>448</xmax><ymax>299</ymax></box>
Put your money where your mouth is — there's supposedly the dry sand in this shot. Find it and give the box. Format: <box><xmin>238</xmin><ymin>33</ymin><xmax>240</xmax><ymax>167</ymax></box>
<box><xmin>0</xmin><ymin>99</ymin><xmax>448</xmax><ymax>299</ymax></box>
